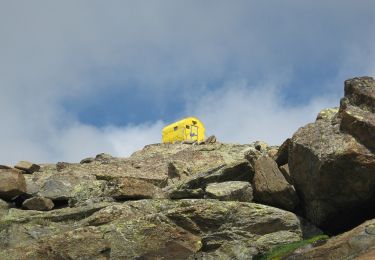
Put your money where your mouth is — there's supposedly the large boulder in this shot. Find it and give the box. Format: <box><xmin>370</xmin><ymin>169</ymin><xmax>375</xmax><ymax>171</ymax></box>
<box><xmin>289</xmin><ymin>77</ymin><xmax>375</xmax><ymax>231</ymax></box>
<box><xmin>0</xmin><ymin>169</ymin><xmax>26</xmax><ymax>200</ymax></box>
<box><xmin>286</xmin><ymin>218</ymin><xmax>375</xmax><ymax>259</ymax></box>
<box><xmin>251</xmin><ymin>156</ymin><xmax>299</xmax><ymax>211</ymax></box>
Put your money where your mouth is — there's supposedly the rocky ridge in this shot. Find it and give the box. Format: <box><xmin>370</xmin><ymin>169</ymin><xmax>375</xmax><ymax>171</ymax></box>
<box><xmin>0</xmin><ymin>77</ymin><xmax>374</xmax><ymax>259</ymax></box>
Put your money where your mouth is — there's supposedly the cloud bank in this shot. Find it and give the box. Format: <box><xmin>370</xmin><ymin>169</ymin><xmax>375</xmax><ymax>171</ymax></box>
<box><xmin>0</xmin><ymin>1</ymin><xmax>374</xmax><ymax>164</ymax></box>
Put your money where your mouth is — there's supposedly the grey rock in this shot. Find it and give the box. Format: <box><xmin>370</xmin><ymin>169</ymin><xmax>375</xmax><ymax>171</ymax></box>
<box><xmin>289</xmin><ymin>77</ymin><xmax>375</xmax><ymax>229</ymax></box>
<box><xmin>205</xmin><ymin>181</ymin><xmax>253</xmax><ymax>202</ymax></box>
<box><xmin>166</xmin><ymin>160</ymin><xmax>254</xmax><ymax>198</ymax></box>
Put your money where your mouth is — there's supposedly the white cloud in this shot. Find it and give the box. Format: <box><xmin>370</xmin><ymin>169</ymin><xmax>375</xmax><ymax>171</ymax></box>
<box><xmin>190</xmin><ymin>80</ymin><xmax>337</xmax><ymax>145</ymax></box>
<box><xmin>0</xmin><ymin>1</ymin><xmax>374</xmax><ymax>164</ymax></box>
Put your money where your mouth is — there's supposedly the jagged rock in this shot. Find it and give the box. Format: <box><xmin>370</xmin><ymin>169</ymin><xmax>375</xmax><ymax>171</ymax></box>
<box><xmin>280</xmin><ymin>164</ymin><xmax>293</xmax><ymax>184</ymax></box>
<box><xmin>316</xmin><ymin>107</ymin><xmax>339</xmax><ymax>121</ymax></box>
<box><xmin>56</xmin><ymin>162</ymin><xmax>71</xmax><ymax>171</ymax></box>
<box><xmin>205</xmin><ymin>181</ymin><xmax>253</xmax><ymax>202</ymax></box>
<box><xmin>251</xmin><ymin>156</ymin><xmax>299</xmax><ymax>211</ymax></box>
<box><xmin>339</xmin><ymin>76</ymin><xmax>375</xmax><ymax>149</ymax></box>
<box><xmin>0</xmin><ymin>165</ymin><xmax>12</xmax><ymax>170</ymax></box>
<box><xmin>289</xmin><ymin>77</ymin><xmax>375</xmax><ymax>230</ymax></box>
<box><xmin>343</xmin><ymin>76</ymin><xmax>375</xmax><ymax>113</ymax></box>
<box><xmin>340</xmin><ymin>104</ymin><xmax>375</xmax><ymax>150</ymax></box>
<box><xmin>204</xmin><ymin>135</ymin><xmax>217</xmax><ymax>144</ymax></box>
<box><xmin>244</xmin><ymin>147</ymin><xmax>263</xmax><ymax>162</ymax></box>
<box><xmin>165</xmin><ymin>160</ymin><xmax>254</xmax><ymax>198</ymax></box>
<box><xmin>0</xmin><ymin>199</ymin><xmax>306</xmax><ymax>259</ymax></box>
<box><xmin>14</xmin><ymin>161</ymin><xmax>40</xmax><ymax>174</ymax></box>
<box><xmin>95</xmin><ymin>153</ymin><xmax>114</xmax><ymax>163</ymax></box>
<box><xmin>22</xmin><ymin>197</ymin><xmax>54</xmax><ymax>211</ymax></box>
<box><xmin>106</xmin><ymin>177</ymin><xmax>166</xmax><ymax>200</ymax></box>
<box><xmin>80</xmin><ymin>157</ymin><xmax>95</xmax><ymax>164</ymax></box>
<box><xmin>0</xmin><ymin>169</ymin><xmax>26</xmax><ymax>200</ymax></box>
<box><xmin>267</xmin><ymin>148</ymin><xmax>278</xmax><ymax>159</ymax></box>
<box><xmin>254</xmin><ymin>141</ymin><xmax>269</xmax><ymax>152</ymax></box>
<box><xmin>274</xmin><ymin>138</ymin><xmax>290</xmax><ymax>166</ymax></box>
<box><xmin>286</xmin><ymin>219</ymin><xmax>375</xmax><ymax>259</ymax></box>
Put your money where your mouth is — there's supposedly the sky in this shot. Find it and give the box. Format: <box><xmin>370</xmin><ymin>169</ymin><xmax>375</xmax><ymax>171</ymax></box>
<box><xmin>0</xmin><ymin>1</ymin><xmax>374</xmax><ymax>164</ymax></box>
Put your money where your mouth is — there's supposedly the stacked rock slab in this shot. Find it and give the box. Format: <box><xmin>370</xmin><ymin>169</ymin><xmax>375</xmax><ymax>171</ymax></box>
<box><xmin>289</xmin><ymin>77</ymin><xmax>375</xmax><ymax>231</ymax></box>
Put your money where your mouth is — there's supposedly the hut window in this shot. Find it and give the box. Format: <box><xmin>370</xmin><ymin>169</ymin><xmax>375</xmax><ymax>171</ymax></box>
<box><xmin>174</xmin><ymin>126</ymin><xmax>178</xmax><ymax>131</ymax></box>
<box><xmin>186</xmin><ymin>125</ymin><xmax>190</xmax><ymax>129</ymax></box>
<box><xmin>192</xmin><ymin>120</ymin><xmax>197</xmax><ymax>125</ymax></box>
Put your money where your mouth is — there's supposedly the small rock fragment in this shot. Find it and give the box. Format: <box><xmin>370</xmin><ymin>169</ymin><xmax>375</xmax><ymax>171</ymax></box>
<box><xmin>80</xmin><ymin>157</ymin><xmax>95</xmax><ymax>164</ymax></box>
<box><xmin>22</xmin><ymin>197</ymin><xmax>54</xmax><ymax>211</ymax></box>
<box><xmin>14</xmin><ymin>161</ymin><xmax>41</xmax><ymax>174</ymax></box>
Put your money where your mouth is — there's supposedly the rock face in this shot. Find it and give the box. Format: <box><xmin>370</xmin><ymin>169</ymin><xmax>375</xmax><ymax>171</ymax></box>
<box><xmin>0</xmin><ymin>169</ymin><xmax>26</xmax><ymax>200</ymax></box>
<box><xmin>286</xmin><ymin>218</ymin><xmax>375</xmax><ymax>259</ymax></box>
<box><xmin>289</xmin><ymin>77</ymin><xmax>375</xmax><ymax>231</ymax></box>
<box><xmin>0</xmin><ymin>199</ymin><xmax>305</xmax><ymax>259</ymax></box>
<box><xmin>251</xmin><ymin>156</ymin><xmax>299</xmax><ymax>211</ymax></box>
<box><xmin>166</xmin><ymin>160</ymin><xmax>254</xmax><ymax>199</ymax></box>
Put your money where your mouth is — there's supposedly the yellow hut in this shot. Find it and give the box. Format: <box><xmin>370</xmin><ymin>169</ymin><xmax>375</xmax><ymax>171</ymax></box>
<box><xmin>162</xmin><ymin>117</ymin><xmax>205</xmax><ymax>143</ymax></box>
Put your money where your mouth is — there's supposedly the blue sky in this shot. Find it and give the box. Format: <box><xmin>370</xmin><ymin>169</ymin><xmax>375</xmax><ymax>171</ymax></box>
<box><xmin>0</xmin><ymin>1</ymin><xmax>374</xmax><ymax>164</ymax></box>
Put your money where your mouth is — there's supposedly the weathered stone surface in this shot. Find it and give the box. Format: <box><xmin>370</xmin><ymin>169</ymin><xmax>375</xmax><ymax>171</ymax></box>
<box><xmin>343</xmin><ymin>76</ymin><xmax>375</xmax><ymax>113</ymax></box>
<box><xmin>106</xmin><ymin>177</ymin><xmax>166</xmax><ymax>200</ymax></box>
<box><xmin>0</xmin><ymin>199</ymin><xmax>10</xmax><ymax>216</ymax></box>
<box><xmin>252</xmin><ymin>156</ymin><xmax>299</xmax><ymax>211</ymax></box>
<box><xmin>254</xmin><ymin>141</ymin><xmax>269</xmax><ymax>152</ymax></box>
<box><xmin>166</xmin><ymin>160</ymin><xmax>254</xmax><ymax>199</ymax></box>
<box><xmin>0</xmin><ymin>169</ymin><xmax>26</xmax><ymax>200</ymax></box>
<box><xmin>80</xmin><ymin>157</ymin><xmax>95</xmax><ymax>164</ymax></box>
<box><xmin>340</xmin><ymin>104</ymin><xmax>375</xmax><ymax>150</ymax></box>
<box><xmin>0</xmin><ymin>199</ymin><xmax>306</xmax><ymax>259</ymax></box>
<box><xmin>290</xmin><ymin>118</ymin><xmax>375</xmax><ymax>230</ymax></box>
<box><xmin>289</xmin><ymin>77</ymin><xmax>375</xmax><ymax>230</ymax></box>
<box><xmin>204</xmin><ymin>135</ymin><xmax>217</xmax><ymax>144</ymax></box>
<box><xmin>205</xmin><ymin>181</ymin><xmax>253</xmax><ymax>202</ymax></box>
<box><xmin>286</xmin><ymin>219</ymin><xmax>375</xmax><ymax>259</ymax></box>
<box><xmin>280</xmin><ymin>164</ymin><xmax>293</xmax><ymax>184</ymax></box>
<box><xmin>14</xmin><ymin>161</ymin><xmax>40</xmax><ymax>174</ymax></box>
<box><xmin>0</xmin><ymin>165</ymin><xmax>12</xmax><ymax>170</ymax></box>
<box><xmin>316</xmin><ymin>107</ymin><xmax>339</xmax><ymax>121</ymax></box>
<box><xmin>22</xmin><ymin>197</ymin><xmax>54</xmax><ymax>211</ymax></box>
<box><xmin>274</xmin><ymin>138</ymin><xmax>290</xmax><ymax>166</ymax></box>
